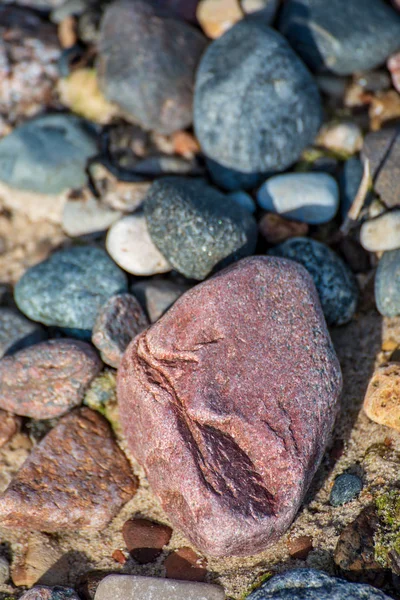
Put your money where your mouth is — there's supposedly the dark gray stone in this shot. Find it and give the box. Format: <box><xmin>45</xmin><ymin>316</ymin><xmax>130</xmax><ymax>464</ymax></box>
<box><xmin>144</xmin><ymin>177</ymin><xmax>257</xmax><ymax>280</ymax></box>
<box><xmin>0</xmin><ymin>114</ymin><xmax>98</xmax><ymax>194</ymax></box>
<box><xmin>339</xmin><ymin>158</ymin><xmax>364</xmax><ymax>220</ymax></box>
<box><xmin>330</xmin><ymin>473</ymin><xmax>363</xmax><ymax>507</ymax></box>
<box><xmin>14</xmin><ymin>246</ymin><xmax>127</xmax><ymax>339</ymax></box>
<box><xmin>194</xmin><ymin>20</ymin><xmax>322</xmax><ymax>174</ymax></box>
<box><xmin>97</xmin><ymin>0</ymin><xmax>207</xmax><ymax>135</ymax></box>
<box><xmin>0</xmin><ymin>308</ymin><xmax>47</xmax><ymax>357</ymax></box>
<box><xmin>131</xmin><ymin>279</ymin><xmax>189</xmax><ymax>322</ymax></box>
<box><xmin>248</xmin><ymin>569</ymin><xmax>390</xmax><ymax>599</ymax></box>
<box><xmin>206</xmin><ymin>158</ymin><xmax>266</xmax><ymax>192</ymax></box>
<box><xmin>269</xmin><ymin>238</ymin><xmax>358</xmax><ymax>326</ymax></box>
<box><xmin>279</xmin><ymin>0</ymin><xmax>400</xmax><ymax>76</ymax></box>
<box><xmin>375</xmin><ymin>249</ymin><xmax>400</xmax><ymax>317</ymax></box>
<box><xmin>362</xmin><ymin>128</ymin><xmax>400</xmax><ymax>208</ymax></box>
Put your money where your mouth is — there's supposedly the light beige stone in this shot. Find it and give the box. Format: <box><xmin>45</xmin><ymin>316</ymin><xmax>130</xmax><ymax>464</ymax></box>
<box><xmin>94</xmin><ymin>575</ymin><xmax>225</xmax><ymax>600</ymax></box>
<box><xmin>62</xmin><ymin>192</ymin><xmax>121</xmax><ymax>237</ymax></box>
<box><xmin>364</xmin><ymin>363</ymin><xmax>400</xmax><ymax>431</ymax></box>
<box><xmin>197</xmin><ymin>0</ymin><xmax>243</xmax><ymax>39</ymax></box>
<box><xmin>360</xmin><ymin>210</ymin><xmax>400</xmax><ymax>252</ymax></box>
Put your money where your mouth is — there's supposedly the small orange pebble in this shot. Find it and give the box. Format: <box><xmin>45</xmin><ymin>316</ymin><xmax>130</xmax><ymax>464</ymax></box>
<box><xmin>172</xmin><ymin>131</ymin><xmax>200</xmax><ymax>158</ymax></box>
<box><xmin>112</xmin><ymin>549</ymin><xmax>127</xmax><ymax>564</ymax></box>
<box><xmin>382</xmin><ymin>339</ymin><xmax>398</xmax><ymax>352</ymax></box>
<box><xmin>287</xmin><ymin>535</ymin><xmax>313</xmax><ymax>560</ymax></box>
<box><xmin>58</xmin><ymin>16</ymin><xmax>77</xmax><ymax>49</ymax></box>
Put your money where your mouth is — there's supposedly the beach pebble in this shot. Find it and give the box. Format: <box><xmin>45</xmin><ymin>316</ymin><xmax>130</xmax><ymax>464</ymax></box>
<box><xmin>247</xmin><ymin>568</ymin><xmax>390</xmax><ymax>599</ymax></box>
<box><xmin>228</xmin><ymin>191</ymin><xmax>256</xmax><ymax>214</ymax></box>
<box><xmin>257</xmin><ymin>173</ymin><xmax>339</xmax><ymax>224</ymax></box>
<box><xmin>122</xmin><ymin>518</ymin><xmax>172</xmax><ymax>564</ymax></box>
<box><xmin>316</xmin><ymin>122</ymin><xmax>363</xmax><ymax>156</ymax></box>
<box><xmin>0</xmin><ymin>339</ymin><xmax>102</xmax><ymax>419</ymax></box>
<box><xmin>287</xmin><ymin>536</ymin><xmax>313</xmax><ymax>560</ymax></box>
<box><xmin>387</xmin><ymin>52</ymin><xmax>400</xmax><ymax>94</ymax></box>
<box><xmin>360</xmin><ymin>211</ymin><xmax>400</xmax><ymax>252</ymax></box>
<box><xmin>364</xmin><ymin>363</ymin><xmax>400</xmax><ymax>431</ymax></box>
<box><xmin>106</xmin><ymin>213</ymin><xmax>172</xmax><ymax>277</ymax></box>
<box><xmin>269</xmin><ymin>238</ymin><xmax>358</xmax><ymax>326</ymax></box>
<box><xmin>280</xmin><ymin>0</ymin><xmax>400</xmax><ymax>76</ymax></box>
<box><xmin>0</xmin><ymin>114</ymin><xmax>98</xmax><ymax>195</ymax></box>
<box><xmin>144</xmin><ymin>177</ymin><xmax>257</xmax><ymax>280</ymax></box>
<box><xmin>131</xmin><ymin>279</ymin><xmax>189</xmax><ymax>322</ymax></box>
<box><xmin>97</xmin><ymin>0</ymin><xmax>207</xmax><ymax>134</ymax></box>
<box><xmin>197</xmin><ymin>0</ymin><xmax>243</xmax><ymax>38</ymax></box>
<box><xmin>92</xmin><ymin>294</ymin><xmax>149</xmax><ymax>368</ymax></box>
<box><xmin>11</xmin><ymin>534</ymin><xmax>65</xmax><ymax>587</ymax></box>
<box><xmin>94</xmin><ymin>575</ymin><xmax>225</xmax><ymax>600</ymax></box>
<box><xmin>118</xmin><ymin>256</ymin><xmax>342</xmax><ymax>556</ymax></box>
<box><xmin>0</xmin><ymin>308</ymin><xmax>46</xmax><ymax>358</ymax></box>
<box><xmin>194</xmin><ymin>20</ymin><xmax>322</xmax><ymax>174</ymax></box>
<box><xmin>240</xmin><ymin>0</ymin><xmax>278</xmax><ymax>22</ymax></box>
<box><xmin>0</xmin><ymin>410</ymin><xmax>21</xmax><ymax>449</ymax></box>
<box><xmin>339</xmin><ymin>158</ymin><xmax>364</xmax><ymax>220</ymax></box>
<box><xmin>362</xmin><ymin>128</ymin><xmax>400</xmax><ymax>208</ymax></box>
<box><xmin>15</xmin><ymin>246</ymin><xmax>127</xmax><ymax>339</ymax></box>
<box><xmin>62</xmin><ymin>194</ymin><xmax>122</xmax><ymax>238</ymax></box>
<box><xmin>19</xmin><ymin>588</ymin><xmax>80</xmax><ymax>600</ymax></box>
<box><xmin>259</xmin><ymin>214</ymin><xmax>309</xmax><ymax>245</ymax></box>
<box><xmin>0</xmin><ymin>408</ymin><xmax>138</xmax><ymax>531</ymax></box>
<box><xmin>375</xmin><ymin>249</ymin><xmax>400</xmax><ymax>317</ymax></box>
<box><xmin>330</xmin><ymin>473</ymin><xmax>363</xmax><ymax>506</ymax></box>
<box><xmin>0</xmin><ymin>557</ymin><xmax>9</xmax><ymax>585</ymax></box>
<box><xmin>206</xmin><ymin>159</ymin><xmax>265</xmax><ymax>192</ymax></box>
<box><xmin>164</xmin><ymin>548</ymin><xmax>207</xmax><ymax>582</ymax></box>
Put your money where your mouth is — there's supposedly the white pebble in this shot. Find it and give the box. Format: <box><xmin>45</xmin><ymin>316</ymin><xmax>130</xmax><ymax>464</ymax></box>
<box><xmin>360</xmin><ymin>210</ymin><xmax>400</xmax><ymax>252</ymax></box>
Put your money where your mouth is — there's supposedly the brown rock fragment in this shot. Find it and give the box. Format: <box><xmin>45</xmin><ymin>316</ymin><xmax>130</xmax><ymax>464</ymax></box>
<box><xmin>259</xmin><ymin>213</ymin><xmax>309</xmax><ymax>245</ymax></box>
<box><xmin>11</xmin><ymin>534</ymin><xmax>64</xmax><ymax>587</ymax></box>
<box><xmin>92</xmin><ymin>294</ymin><xmax>149</xmax><ymax>368</ymax></box>
<box><xmin>164</xmin><ymin>547</ymin><xmax>207</xmax><ymax>581</ymax></box>
<box><xmin>122</xmin><ymin>518</ymin><xmax>172</xmax><ymax>564</ymax></box>
<box><xmin>364</xmin><ymin>363</ymin><xmax>400</xmax><ymax>431</ymax></box>
<box><xmin>0</xmin><ymin>410</ymin><xmax>21</xmax><ymax>448</ymax></box>
<box><xmin>0</xmin><ymin>339</ymin><xmax>102</xmax><ymax>419</ymax></box>
<box><xmin>287</xmin><ymin>535</ymin><xmax>313</xmax><ymax>559</ymax></box>
<box><xmin>0</xmin><ymin>407</ymin><xmax>138</xmax><ymax>531</ymax></box>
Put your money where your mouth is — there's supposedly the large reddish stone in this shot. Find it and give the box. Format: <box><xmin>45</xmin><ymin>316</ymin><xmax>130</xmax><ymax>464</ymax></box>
<box><xmin>118</xmin><ymin>256</ymin><xmax>342</xmax><ymax>557</ymax></box>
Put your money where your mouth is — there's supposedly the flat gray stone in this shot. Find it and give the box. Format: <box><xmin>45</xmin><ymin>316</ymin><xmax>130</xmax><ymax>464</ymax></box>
<box><xmin>131</xmin><ymin>279</ymin><xmax>189</xmax><ymax>322</ymax></box>
<box><xmin>94</xmin><ymin>574</ymin><xmax>225</xmax><ymax>600</ymax></box>
<box><xmin>0</xmin><ymin>308</ymin><xmax>46</xmax><ymax>357</ymax></box>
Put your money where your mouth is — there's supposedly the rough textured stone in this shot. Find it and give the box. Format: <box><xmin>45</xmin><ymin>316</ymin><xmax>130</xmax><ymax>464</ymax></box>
<box><xmin>194</xmin><ymin>20</ymin><xmax>322</xmax><ymax>173</ymax></box>
<box><xmin>362</xmin><ymin>128</ymin><xmax>400</xmax><ymax>209</ymax></box>
<box><xmin>330</xmin><ymin>473</ymin><xmax>363</xmax><ymax>506</ymax></box>
<box><xmin>287</xmin><ymin>536</ymin><xmax>313</xmax><ymax>559</ymax></box>
<box><xmin>375</xmin><ymin>249</ymin><xmax>400</xmax><ymax>317</ymax></box>
<box><xmin>269</xmin><ymin>238</ymin><xmax>358</xmax><ymax>326</ymax></box>
<box><xmin>0</xmin><ymin>408</ymin><xmax>137</xmax><ymax>531</ymax></box>
<box><xmin>164</xmin><ymin>548</ymin><xmax>207</xmax><ymax>581</ymax></box>
<box><xmin>94</xmin><ymin>575</ymin><xmax>225</xmax><ymax>600</ymax></box>
<box><xmin>247</xmin><ymin>569</ymin><xmax>390</xmax><ymax>599</ymax></box>
<box><xmin>259</xmin><ymin>214</ymin><xmax>308</xmax><ymax>245</ymax></box>
<box><xmin>0</xmin><ymin>410</ymin><xmax>21</xmax><ymax>448</ymax></box>
<box><xmin>19</xmin><ymin>587</ymin><xmax>81</xmax><ymax>600</ymax></box>
<box><xmin>122</xmin><ymin>518</ymin><xmax>172</xmax><ymax>563</ymax></box>
<box><xmin>0</xmin><ymin>556</ymin><xmax>9</xmax><ymax>584</ymax></box>
<box><xmin>360</xmin><ymin>211</ymin><xmax>400</xmax><ymax>252</ymax></box>
<box><xmin>131</xmin><ymin>279</ymin><xmax>190</xmax><ymax>322</ymax></box>
<box><xmin>0</xmin><ymin>114</ymin><xmax>98</xmax><ymax>195</ymax></box>
<box><xmin>97</xmin><ymin>0</ymin><xmax>207</xmax><ymax>134</ymax></box>
<box><xmin>257</xmin><ymin>173</ymin><xmax>339</xmax><ymax>224</ymax></box>
<box><xmin>364</xmin><ymin>363</ymin><xmax>400</xmax><ymax>431</ymax></box>
<box><xmin>14</xmin><ymin>246</ymin><xmax>128</xmax><ymax>339</ymax></box>
<box><xmin>0</xmin><ymin>308</ymin><xmax>46</xmax><ymax>358</ymax></box>
<box><xmin>144</xmin><ymin>177</ymin><xmax>257</xmax><ymax>280</ymax></box>
<box><xmin>241</xmin><ymin>0</ymin><xmax>278</xmax><ymax>22</ymax></box>
<box><xmin>0</xmin><ymin>339</ymin><xmax>102</xmax><ymax>419</ymax></box>
<box><xmin>118</xmin><ymin>256</ymin><xmax>342</xmax><ymax>556</ymax></box>
<box><xmin>92</xmin><ymin>294</ymin><xmax>149</xmax><ymax>368</ymax></box>
<box><xmin>279</xmin><ymin>0</ymin><xmax>400</xmax><ymax>76</ymax></box>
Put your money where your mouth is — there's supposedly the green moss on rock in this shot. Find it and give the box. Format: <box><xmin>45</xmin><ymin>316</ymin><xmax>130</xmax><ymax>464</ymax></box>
<box><xmin>374</xmin><ymin>488</ymin><xmax>400</xmax><ymax>568</ymax></box>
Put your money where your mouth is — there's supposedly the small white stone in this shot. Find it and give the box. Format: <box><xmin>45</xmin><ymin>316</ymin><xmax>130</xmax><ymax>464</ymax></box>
<box><xmin>106</xmin><ymin>213</ymin><xmax>171</xmax><ymax>276</ymax></box>
<box><xmin>95</xmin><ymin>575</ymin><xmax>225</xmax><ymax>600</ymax></box>
<box><xmin>316</xmin><ymin>121</ymin><xmax>363</xmax><ymax>155</ymax></box>
<box><xmin>257</xmin><ymin>172</ymin><xmax>339</xmax><ymax>224</ymax></box>
<box><xmin>360</xmin><ymin>210</ymin><xmax>400</xmax><ymax>252</ymax></box>
<box><xmin>62</xmin><ymin>194</ymin><xmax>121</xmax><ymax>237</ymax></box>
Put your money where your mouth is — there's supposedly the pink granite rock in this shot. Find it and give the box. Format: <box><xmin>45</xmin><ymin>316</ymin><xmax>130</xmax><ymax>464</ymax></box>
<box><xmin>118</xmin><ymin>256</ymin><xmax>342</xmax><ymax>557</ymax></box>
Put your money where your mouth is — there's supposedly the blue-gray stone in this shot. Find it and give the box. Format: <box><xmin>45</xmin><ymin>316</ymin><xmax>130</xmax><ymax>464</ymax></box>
<box><xmin>248</xmin><ymin>569</ymin><xmax>390</xmax><ymax>599</ymax></box>
<box><xmin>257</xmin><ymin>172</ymin><xmax>339</xmax><ymax>224</ymax></box>
<box><xmin>375</xmin><ymin>249</ymin><xmax>400</xmax><ymax>317</ymax></box>
<box><xmin>206</xmin><ymin>158</ymin><xmax>266</xmax><ymax>192</ymax></box>
<box><xmin>0</xmin><ymin>308</ymin><xmax>47</xmax><ymax>358</ymax></box>
<box><xmin>194</xmin><ymin>20</ymin><xmax>322</xmax><ymax>174</ymax></box>
<box><xmin>14</xmin><ymin>246</ymin><xmax>127</xmax><ymax>340</ymax></box>
<box><xmin>0</xmin><ymin>114</ymin><xmax>98</xmax><ymax>195</ymax></box>
<box><xmin>269</xmin><ymin>238</ymin><xmax>358</xmax><ymax>326</ymax></box>
<box><xmin>228</xmin><ymin>191</ymin><xmax>256</xmax><ymax>214</ymax></box>
<box><xmin>279</xmin><ymin>0</ymin><xmax>400</xmax><ymax>76</ymax></box>
<box><xmin>339</xmin><ymin>158</ymin><xmax>364</xmax><ymax>220</ymax></box>
<box><xmin>144</xmin><ymin>177</ymin><xmax>257</xmax><ymax>280</ymax></box>
<box><xmin>330</xmin><ymin>473</ymin><xmax>363</xmax><ymax>506</ymax></box>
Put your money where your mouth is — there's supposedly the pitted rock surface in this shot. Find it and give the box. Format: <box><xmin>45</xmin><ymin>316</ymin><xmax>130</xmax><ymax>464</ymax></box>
<box><xmin>0</xmin><ymin>339</ymin><xmax>102</xmax><ymax>419</ymax></box>
<box><xmin>0</xmin><ymin>407</ymin><xmax>138</xmax><ymax>531</ymax></box>
<box><xmin>118</xmin><ymin>257</ymin><xmax>342</xmax><ymax>557</ymax></box>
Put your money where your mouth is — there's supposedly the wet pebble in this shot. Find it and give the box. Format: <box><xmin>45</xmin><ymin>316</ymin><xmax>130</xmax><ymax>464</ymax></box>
<box><xmin>330</xmin><ymin>473</ymin><xmax>363</xmax><ymax>506</ymax></box>
<box><xmin>15</xmin><ymin>246</ymin><xmax>127</xmax><ymax>339</ymax></box>
<box><xmin>122</xmin><ymin>518</ymin><xmax>172</xmax><ymax>564</ymax></box>
<box><xmin>269</xmin><ymin>238</ymin><xmax>358</xmax><ymax>326</ymax></box>
<box><xmin>228</xmin><ymin>191</ymin><xmax>256</xmax><ymax>214</ymax></box>
<box><xmin>131</xmin><ymin>279</ymin><xmax>189</xmax><ymax>322</ymax></box>
<box><xmin>92</xmin><ymin>294</ymin><xmax>149</xmax><ymax>368</ymax></box>
<box><xmin>106</xmin><ymin>213</ymin><xmax>172</xmax><ymax>276</ymax></box>
<box><xmin>360</xmin><ymin>211</ymin><xmax>400</xmax><ymax>252</ymax></box>
<box><xmin>375</xmin><ymin>249</ymin><xmax>400</xmax><ymax>317</ymax></box>
<box><xmin>0</xmin><ymin>308</ymin><xmax>46</xmax><ymax>358</ymax></box>
<box><xmin>257</xmin><ymin>173</ymin><xmax>339</xmax><ymax>224</ymax></box>
<box><xmin>206</xmin><ymin>158</ymin><xmax>265</xmax><ymax>192</ymax></box>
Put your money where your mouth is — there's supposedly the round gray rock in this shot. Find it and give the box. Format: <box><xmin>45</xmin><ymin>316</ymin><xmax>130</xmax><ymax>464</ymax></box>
<box><xmin>0</xmin><ymin>308</ymin><xmax>47</xmax><ymax>358</ymax></box>
<box><xmin>247</xmin><ymin>569</ymin><xmax>390</xmax><ymax>599</ymax></box>
<box><xmin>0</xmin><ymin>114</ymin><xmax>98</xmax><ymax>195</ymax></box>
<box><xmin>194</xmin><ymin>20</ymin><xmax>322</xmax><ymax>173</ymax></box>
<box><xmin>144</xmin><ymin>177</ymin><xmax>257</xmax><ymax>280</ymax></box>
<box><xmin>279</xmin><ymin>0</ymin><xmax>400</xmax><ymax>76</ymax></box>
<box><xmin>375</xmin><ymin>249</ymin><xmax>400</xmax><ymax>317</ymax></box>
<box><xmin>14</xmin><ymin>246</ymin><xmax>128</xmax><ymax>339</ymax></box>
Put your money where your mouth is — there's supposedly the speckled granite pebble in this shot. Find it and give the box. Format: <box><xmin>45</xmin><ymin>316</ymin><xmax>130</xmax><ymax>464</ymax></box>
<box><xmin>92</xmin><ymin>294</ymin><xmax>149</xmax><ymax>368</ymax></box>
<box><xmin>0</xmin><ymin>308</ymin><xmax>46</xmax><ymax>358</ymax></box>
<box><xmin>269</xmin><ymin>238</ymin><xmax>358</xmax><ymax>326</ymax></box>
<box><xmin>247</xmin><ymin>568</ymin><xmax>390</xmax><ymax>599</ymax></box>
<box><xmin>14</xmin><ymin>246</ymin><xmax>127</xmax><ymax>339</ymax></box>
<box><xmin>280</xmin><ymin>0</ymin><xmax>400</xmax><ymax>76</ymax></box>
<box><xmin>330</xmin><ymin>473</ymin><xmax>363</xmax><ymax>506</ymax></box>
<box><xmin>0</xmin><ymin>339</ymin><xmax>102</xmax><ymax>419</ymax></box>
<box><xmin>375</xmin><ymin>249</ymin><xmax>400</xmax><ymax>317</ymax></box>
<box><xmin>144</xmin><ymin>177</ymin><xmax>257</xmax><ymax>280</ymax></box>
<box><xmin>118</xmin><ymin>256</ymin><xmax>342</xmax><ymax>556</ymax></box>
<box><xmin>194</xmin><ymin>20</ymin><xmax>322</xmax><ymax>174</ymax></box>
